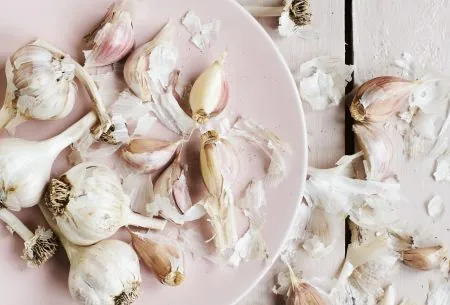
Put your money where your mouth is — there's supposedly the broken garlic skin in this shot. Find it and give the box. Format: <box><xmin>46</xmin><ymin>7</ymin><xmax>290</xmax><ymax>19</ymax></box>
<box><xmin>84</xmin><ymin>2</ymin><xmax>134</xmax><ymax>67</ymax></box>
<box><xmin>69</xmin><ymin>240</ymin><xmax>141</xmax><ymax>305</ymax></box>
<box><xmin>401</xmin><ymin>246</ymin><xmax>447</xmax><ymax>270</ymax></box>
<box><xmin>189</xmin><ymin>53</ymin><xmax>230</xmax><ymax>123</ymax></box>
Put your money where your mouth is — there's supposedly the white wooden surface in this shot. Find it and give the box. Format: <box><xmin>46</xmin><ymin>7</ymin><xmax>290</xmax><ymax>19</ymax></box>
<box><xmin>237</xmin><ymin>0</ymin><xmax>346</xmax><ymax>304</ymax></box>
<box><xmin>354</xmin><ymin>1</ymin><xmax>450</xmax><ymax>303</ymax></box>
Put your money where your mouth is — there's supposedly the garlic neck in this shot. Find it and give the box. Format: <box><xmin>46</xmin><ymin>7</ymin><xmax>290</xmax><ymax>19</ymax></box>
<box><xmin>244</xmin><ymin>6</ymin><xmax>284</xmax><ymax>17</ymax></box>
<box><xmin>0</xmin><ymin>208</ymin><xmax>34</xmax><ymax>242</ymax></box>
<box><xmin>123</xmin><ymin>206</ymin><xmax>167</xmax><ymax>231</ymax></box>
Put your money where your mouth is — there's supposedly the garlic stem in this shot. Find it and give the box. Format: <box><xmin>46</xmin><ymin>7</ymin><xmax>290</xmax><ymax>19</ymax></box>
<box><xmin>0</xmin><ymin>208</ymin><xmax>34</xmax><ymax>241</ymax></box>
<box><xmin>244</xmin><ymin>6</ymin><xmax>284</xmax><ymax>17</ymax></box>
<box><xmin>124</xmin><ymin>207</ymin><xmax>167</xmax><ymax>231</ymax></box>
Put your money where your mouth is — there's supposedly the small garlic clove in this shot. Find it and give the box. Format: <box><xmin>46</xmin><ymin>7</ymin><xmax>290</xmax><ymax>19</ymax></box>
<box><xmin>131</xmin><ymin>231</ymin><xmax>185</xmax><ymax>286</ymax></box>
<box><xmin>350</xmin><ymin>76</ymin><xmax>418</xmax><ymax>123</ymax></box>
<box><xmin>121</xmin><ymin>139</ymin><xmax>182</xmax><ymax>173</ymax></box>
<box><xmin>83</xmin><ymin>2</ymin><xmax>134</xmax><ymax>67</ymax></box>
<box><xmin>400</xmin><ymin>246</ymin><xmax>448</xmax><ymax>270</ymax></box>
<box><xmin>189</xmin><ymin>53</ymin><xmax>229</xmax><ymax>123</ymax></box>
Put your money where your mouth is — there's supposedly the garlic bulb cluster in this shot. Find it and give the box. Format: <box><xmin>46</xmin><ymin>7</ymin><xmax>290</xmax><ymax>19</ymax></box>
<box><xmin>131</xmin><ymin>231</ymin><xmax>185</xmax><ymax>286</ymax></box>
<box><xmin>189</xmin><ymin>53</ymin><xmax>229</xmax><ymax>123</ymax></box>
<box><xmin>83</xmin><ymin>2</ymin><xmax>134</xmax><ymax>67</ymax></box>
<box><xmin>42</xmin><ymin>162</ymin><xmax>166</xmax><ymax>246</ymax></box>
<box><xmin>0</xmin><ymin>207</ymin><xmax>59</xmax><ymax>267</ymax></box>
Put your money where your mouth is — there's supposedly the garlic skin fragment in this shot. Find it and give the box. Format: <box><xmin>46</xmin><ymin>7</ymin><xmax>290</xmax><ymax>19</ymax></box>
<box><xmin>427</xmin><ymin>195</ymin><xmax>445</xmax><ymax>220</ymax></box>
<box><xmin>378</xmin><ymin>285</ymin><xmax>396</xmax><ymax>305</ymax></box>
<box><xmin>426</xmin><ymin>281</ymin><xmax>450</xmax><ymax>305</ymax></box>
<box><xmin>131</xmin><ymin>231</ymin><xmax>185</xmax><ymax>286</ymax></box>
<box><xmin>189</xmin><ymin>53</ymin><xmax>229</xmax><ymax>123</ymax></box>
<box><xmin>83</xmin><ymin>2</ymin><xmax>134</xmax><ymax>68</ymax></box>
<box><xmin>42</xmin><ymin>162</ymin><xmax>166</xmax><ymax>246</ymax></box>
<box><xmin>181</xmin><ymin>10</ymin><xmax>221</xmax><ymax>51</ymax></box>
<box><xmin>0</xmin><ymin>207</ymin><xmax>59</xmax><ymax>267</ymax></box>
<box><xmin>121</xmin><ymin>138</ymin><xmax>182</xmax><ymax>174</ymax></box>
<box><xmin>400</xmin><ymin>246</ymin><xmax>448</xmax><ymax>271</ymax></box>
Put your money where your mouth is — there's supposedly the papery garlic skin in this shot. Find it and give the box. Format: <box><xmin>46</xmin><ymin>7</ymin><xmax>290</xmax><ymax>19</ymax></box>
<box><xmin>131</xmin><ymin>231</ymin><xmax>185</xmax><ymax>286</ymax></box>
<box><xmin>43</xmin><ymin>162</ymin><xmax>166</xmax><ymax>246</ymax></box>
<box><xmin>84</xmin><ymin>2</ymin><xmax>134</xmax><ymax>67</ymax></box>
<box><xmin>189</xmin><ymin>53</ymin><xmax>229</xmax><ymax>123</ymax></box>
<box><xmin>401</xmin><ymin>246</ymin><xmax>447</xmax><ymax>270</ymax></box>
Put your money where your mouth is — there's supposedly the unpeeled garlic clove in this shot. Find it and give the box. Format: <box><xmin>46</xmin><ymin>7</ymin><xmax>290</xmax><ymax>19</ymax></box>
<box><xmin>189</xmin><ymin>53</ymin><xmax>229</xmax><ymax>123</ymax></box>
<box><xmin>350</xmin><ymin>76</ymin><xmax>418</xmax><ymax>123</ymax></box>
<box><xmin>83</xmin><ymin>2</ymin><xmax>134</xmax><ymax>68</ymax></box>
<box><xmin>286</xmin><ymin>281</ymin><xmax>327</xmax><ymax>305</ymax></box>
<box><xmin>400</xmin><ymin>246</ymin><xmax>448</xmax><ymax>270</ymax></box>
<box><xmin>130</xmin><ymin>231</ymin><xmax>185</xmax><ymax>286</ymax></box>
<box><xmin>121</xmin><ymin>138</ymin><xmax>182</xmax><ymax>173</ymax></box>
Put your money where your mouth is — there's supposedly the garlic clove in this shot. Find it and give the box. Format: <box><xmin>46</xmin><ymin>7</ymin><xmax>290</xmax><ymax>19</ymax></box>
<box><xmin>131</xmin><ymin>231</ymin><xmax>185</xmax><ymax>286</ymax></box>
<box><xmin>189</xmin><ymin>53</ymin><xmax>229</xmax><ymax>123</ymax></box>
<box><xmin>83</xmin><ymin>2</ymin><xmax>134</xmax><ymax>68</ymax></box>
<box><xmin>121</xmin><ymin>138</ymin><xmax>182</xmax><ymax>173</ymax></box>
<box><xmin>400</xmin><ymin>246</ymin><xmax>448</xmax><ymax>270</ymax></box>
<box><xmin>350</xmin><ymin>76</ymin><xmax>418</xmax><ymax>123</ymax></box>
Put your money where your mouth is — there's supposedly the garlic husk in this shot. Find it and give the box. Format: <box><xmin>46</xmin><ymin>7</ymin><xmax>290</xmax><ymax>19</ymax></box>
<box><xmin>0</xmin><ymin>207</ymin><xmax>59</xmax><ymax>267</ymax></box>
<box><xmin>353</xmin><ymin>123</ymin><xmax>394</xmax><ymax>181</ymax></box>
<box><xmin>83</xmin><ymin>2</ymin><xmax>134</xmax><ymax>68</ymax></box>
<box><xmin>131</xmin><ymin>231</ymin><xmax>185</xmax><ymax>286</ymax></box>
<box><xmin>350</xmin><ymin>76</ymin><xmax>418</xmax><ymax>123</ymax></box>
<box><xmin>181</xmin><ymin>10</ymin><xmax>221</xmax><ymax>51</ymax></box>
<box><xmin>426</xmin><ymin>281</ymin><xmax>450</xmax><ymax>305</ymax></box>
<box><xmin>42</xmin><ymin>162</ymin><xmax>166</xmax><ymax>246</ymax></box>
<box><xmin>124</xmin><ymin>21</ymin><xmax>177</xmax><ymax>102</ymax></box>
<box><xmin>121</xmin><ymin>138</ymin><xmax>182</xmax><ymax>174</ymax></box>
<box><xmin>302</xmin><ymin>207</ymin><xmax>336</xmax><ymax>258</ymax></box>
<box><xmin>378</xmin><ymin>285</ymin><xmax>396</xmax><ymax>305</ymax></box>
<box><xmin>400</xmin><ymin>246</ymin><xmax>448</xmax><ymax>270</ymax></box>
<box><xmin>189</xmin><ymin>53</ymin><xmax>229</xmax><ymax>123</ymax></box>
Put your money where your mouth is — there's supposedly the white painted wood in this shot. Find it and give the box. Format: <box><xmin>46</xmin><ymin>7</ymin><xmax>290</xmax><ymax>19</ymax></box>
<box><xmin>354</xmin><ymin>1</ymin><xmax>450</xmax><ymax>303</ymax></box>
<box><xmin>237</xmin><ymin>0</ymin><xmax>346</xmax><ymax>304</ymax></box>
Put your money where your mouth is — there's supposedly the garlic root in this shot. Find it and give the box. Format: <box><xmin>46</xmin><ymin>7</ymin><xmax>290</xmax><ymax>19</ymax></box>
<box><xmin>245</xmin><ymin>0</ymin><xmax>312</xmax><ymax>27</ymax></box>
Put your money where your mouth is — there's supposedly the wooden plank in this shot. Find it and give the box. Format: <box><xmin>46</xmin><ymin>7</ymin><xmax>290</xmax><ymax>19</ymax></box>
<box><xmin>237</xmin><ymin>0</ymin><xmax>346</xmax><ymax>304</ymax></box>
<box><xmin>353</xmin><ymin>1</ymin><xmax>450</xmax><ymax>303</ymax></box>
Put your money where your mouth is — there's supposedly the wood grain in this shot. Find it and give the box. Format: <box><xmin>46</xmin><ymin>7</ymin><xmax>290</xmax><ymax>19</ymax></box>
<box><xmin>353</xmin><ymin>0</ymin><xmax>450</xmax><ymax>303</ymax></box>
<box><xmin>237</xmin><ymin>0</ymin><xmax>346</xmax><ymax>304</ymax></box>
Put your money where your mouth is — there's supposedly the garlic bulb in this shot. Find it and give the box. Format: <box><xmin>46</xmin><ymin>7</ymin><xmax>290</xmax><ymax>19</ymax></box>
<box><xmin>131</xmin><ymin>231</ymin><xmax>185</xmax><ymax>286</ymax></box>
<box><xmin>0</xmin><ymin>109</ymin><xmax>102</xmax><ymax>211</ymax></box>
<box><xmin>121</xmin><ymin>138</ymin><xmax>182</xmax><ymax>173</ymax></box>
<box><xmin>189</xmin><ymin>53</ymin><xmax>229</xmax><ymax>123</ymax></box>
<box><xmin>42</xmin><ymin>162</ymin><xmax>166</xmax><ymax>246</ymax></box>
<box><xmin>400</xmin><ymin>246</ymin><xmax>448</xmax><ymax>270</ymax></box>
<box><xmin>0</xmin><ymin>40</ymin><xmax>111</xmax><ymax>136</ymax></box>
<box><xmin>83</xmin><ymin>2</ymin><xmax>134</xmax><ymax>67</ymax></box>
<box><xmin>350</xmin><ymin>76</ymin><xmax>418</xmax><ymax>123</ymax></box>
<box><xmin>124</xmin><ymin>21</ymin><xmax>177</xmax><ymax>102</ymax></box>
<box><xmin>245</xmin><ymin>0</ymin><xmax>312</xmax><ymax>26</ymax></box>
<box><xmin>0</xmin><ymin>207</ymin><xmax>58</xmax><ymax>267</ymax></box>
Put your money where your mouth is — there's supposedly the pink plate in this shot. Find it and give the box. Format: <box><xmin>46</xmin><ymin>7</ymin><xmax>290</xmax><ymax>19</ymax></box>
<box><xmin>0</xmin><ymin>0</ymin><xmax>307</xmax><ymax>304</ymax></box>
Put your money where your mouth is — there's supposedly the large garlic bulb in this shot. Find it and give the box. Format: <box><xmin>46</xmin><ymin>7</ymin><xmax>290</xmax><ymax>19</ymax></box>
<box><xmin>43</xmin><ymin>162</ymin><xmax>166</xmax><ymax>245</ymax></box>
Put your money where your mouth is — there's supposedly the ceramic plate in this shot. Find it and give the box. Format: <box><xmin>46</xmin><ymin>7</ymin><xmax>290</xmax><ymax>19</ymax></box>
<box><xmin>0</xmin><ymin>0</ymin><xmax>307</xmax><ymax>304</ymax></box>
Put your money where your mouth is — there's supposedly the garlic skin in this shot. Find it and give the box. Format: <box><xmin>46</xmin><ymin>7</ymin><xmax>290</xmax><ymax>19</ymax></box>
<box><xmin>131</xmin><ymin>231</ymin><xmax>185</xmax><ymax>286</ymax></box>
<box><xmin>189</xmin><ymin>53</ymin><xmax>229</xmax><ymax>123</ymax></box>
<box><xmin>400</xmin><ymin>246</ymin><xmax>448</xmax><ymax>270</ymax></box>
<box><xmin>83</xmin><ymin>2</ymin><xmax>134</xmax><ymax>68</ymax></box>
<box><xmin>42</xmin><ymin>162</ymin><xmax>166</xmax><ymax>246</ymax></box>
<box><xmin>350</xmin><ymin>76</ymin><xmax>418</xmax><ymax>123</ymax></box>
<box><xmin>0</xmin><ymin>207</ymin><xmax>58</xmax><ymax>267</ymax></box>
<box><xmin>0</xmin><ymin>44</ymin><xmax>76</xmax><ymax>132</ymax></box>
<box><xmin>122</xmin><ymin>138</ymin><xmax>182</xmax><ymax>174</ymax></box>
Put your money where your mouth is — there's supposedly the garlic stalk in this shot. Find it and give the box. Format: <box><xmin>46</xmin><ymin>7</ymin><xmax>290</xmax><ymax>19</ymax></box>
<box><xmin>130</xmin><ymin>231</ymin><xmax>185</xmax><ymax>286</ymax></box>
<box><xmin>244</xmin><ymin>0</ymin><xmax>311</xmax><ymax>26</ymax></box>
<box><xmin>121</xmin><ymin>138</ymin><xmax>182</xmax><ymax>173</ymax></box>
<box><xmin>42</xmin><ymin>162</ymin><xmax>166</xmax><ymax>246</ymax></box>
<box><xmin>0</xmin><ymin>206</ymin><xmax>58</xmax><ymax>267</ymax></box>
<box><xmin>400</xmin><ymin>246</ymin><xmax>448</xmax><ymax>271</ymax></box>
<box><xmin>350</xmin><ymin>76</ymin><xmax>418</xmax><ymax>123</ymax></box>
<box><xmin>83</xmin><ymin>1</ymin><xmax>134</xmax><ymax>68</ymax></box>
<box><xmin>189</xmin><ymin>53</ymin><xmax>229</xmax><ymax>123</ymax></box>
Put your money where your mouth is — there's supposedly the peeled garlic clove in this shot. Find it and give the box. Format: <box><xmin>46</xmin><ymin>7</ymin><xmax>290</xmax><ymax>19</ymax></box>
<box><xmin>353</xmin><ymin>123</ymin><xmax>394</xmax><ymax>181</ymax></box>
<box><xmin>350</xmin><ymin>76</ymin><xmax>418</xmax><ymax>123</ymax></box>
<box><xmin>400</xmin><ymin>246</ymin><xmax>448</xmax><ymax>270</ymax></box>
<box><xmin>131</xmin><ymin>231</ymin><xmax>185</xmax><ymax>286</ymax></box>
<box><xmin>189</xmin><ymin>53</ymin><xmax>229</xmax><ymax>123</ymax></box>
<box><xmin>83</xmin><ymin>2</ymin><xmax>134</xmax><ymax>67</ymax></box>
<box><xmin>121</xmin><ymin>138</ymin><xmax>182</xmax><ymax>173</ymax></box>
<box><xmin>42</xmin><ymin>162</ymin><xmax>166</xmax><ymax>246</ymax></box>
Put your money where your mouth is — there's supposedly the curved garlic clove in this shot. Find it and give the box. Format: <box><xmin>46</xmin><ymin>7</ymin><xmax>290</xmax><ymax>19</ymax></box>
<box><xmin>121</xmin><ymin>138</ymin><xmax>182</xmax><ymax>173</ymax></box>
<box><xmin>42</xmin><ymin>162</ymin><xmax>166</xmax><ymax>246</ymax></box>
<box><xmin>83</xmin><ymin>2</ymin><xmax>134</xmax><ymax>68</ymax></box>
<box><xmin>349</xmin><ymin>76</ymin><xmax>418</xmax><ymax>123</ymax></box>
<box><xmin>400</xmin><ymin>246</ymin><xmax>448</xmax><ymax>270</ymax></box>
<box><xmin>124</xmin><ymin>21</ymin><xmax>176</xmax><ymax>102</ymax></box>
<box><xmin>189</xmin><ymin>53</ymin><xmax>229</xmax><ymax>123</ymax></box>
<box><xmin>353</xmin><ymin>123</ymin><xmax>393</xmax><ymax>181</ymax></box>
<box><xmin>131</xmin><ymin>231</ymin><xmax>185</xmax><ymax>286</ymax></box>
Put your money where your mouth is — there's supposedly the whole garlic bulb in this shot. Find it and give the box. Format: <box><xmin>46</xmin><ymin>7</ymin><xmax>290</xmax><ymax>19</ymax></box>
<box><xmin>43</xmin><ymin>162</ymin><xmax>166</xmax><ymax>246</ymax></box>
<box><xmin>189</xmin><ymin>53</ymin><xmax>229</xmax><ymax>123</ymax></box>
